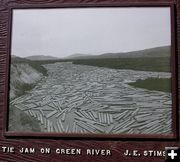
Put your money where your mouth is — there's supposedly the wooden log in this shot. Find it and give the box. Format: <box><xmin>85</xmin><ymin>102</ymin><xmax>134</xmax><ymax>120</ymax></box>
<box><xmin>122</xmin><ymin>111</ymin><xmax>132</xmax><ymax>119</ymax></box>
<box><xmin>143</xmin><ymin>124</ymin><xmax>161</xmax><ymax>134</ymax></box>
<box><xmin>98</xmin><ymin>109</ymin><xmax>123</xmax><ymax>113</ymax></box>
<box><xmin>90</xmin><ymin>124</ymin><xmax>104</xmax><ymax>133</ymax></box>
<box><xmin>91</xmin><ymin>111</ymin><xmax>98</xmax><ymax>119</ymax></box>
<box><xmin>135</xmin><ymin>114</ymin><xmax>162</xmax><ymax>122</ymax></box>
<box><xmin>130</xmin><ymin>122</ymin><xmax>147</xmax><ymax>128</ymax></box>
<box><xmin>113</xmin><ymin>127</ymin><xmax>130</xmax><ymax>134</ymax></box>
<box><xmin>28</xmin><ymin>110</ymin><xmax>33</xmax><ymax>116</ymax></box>
<box><xmin>37</xmin><ymin>113</ymin><xmax>41</xmax><ymax>121</ymax></box>
<box><xmin>52</xmin><ymin>101</ymin><xmax>58</xmax><ymax>110</ymax></box>
<box><xmin>83</xmin><ymin>111</ymin><xmax>93</xmax><ymax>120</ymax></box>
<box><xmin>138</xmin><ymin>119</ymin><xmax>160</xmax><ymax>130</ymax></box>
<box><xmin>75</xmin><ymin>117</ymin><xmax>105</xmax><ymax>126</ymax></box>
<box><xmin>81</xmin><ymin>103</ymin><xmax>101</xmax><ymax>111</ymax></box>
<box><xmin>55</xmin><ymin>110</ymin><xmax>64</xmax><ymax>118</ymax></box>
<box><xmin>47</xmin><ymin>120</ymin><xmax>50</xmax><ymax>132</ymax></box>
<box><xmin>65</xmin><ymin>124</ymin><xmax>69</xmax><ymax>133</ymax></box>
<box><xmin>57</xmin><ymin>100</ymin><xmax>62</xmax><ymax>111</ymax></box>
<box><xmin>74</xmin><ymin>111</ymin><xmax>84</xmax><ymax>118</ymax></box>
<box><xmin>46</xmin><ymin>110</ymin><xmax>57</xmax><ymax>118</ymax></box>
<box><xmin>135</xmin><ymin>113</ymin><xmax>152</xmax><ymax>119</ymax></box>
<box><xmin>98</xmin><ymin>113</ymin><xmax>102</xmax><ymax>123</ymax></box>
<box><xmin>14</xmin><ymin>104</ymin><xmax>24</xmax><ymax>110</ymax></box>
<box><xmin>88</xmin><ymin>111</ymin><xmax>96</xmax><ymax>121</ymax></box>
<box><xmin>53</xmin><ymin>123</ymin><xmax>59</xmax><ymax>133</ymax></box>
<box><xmin>39</xmin><ymin>109</ymin><xmax>45</xmax><ymax>117</ymax></box>
<box><xmin>72</xmin><ymin>122</ymin><xmax>76</xmax><ymax>132</ymax></box>
<box><xmin>40</xmin><ymin>114</ymin><xmax>43</xmax><ymax>125</ymax></box>
<box><xmin>81</xmin><ymin>110</ymin><xmax>90</xmax><ymax>119</ymax></box>
<box><xmin>43</xmin><ymin>118</ymin><xmax>47</xmax><ymax>129</ymax></box>
<box><xmin>104</xmin><ymin>113</ymin><xmax>107</xmax><ymax>124</ymax></box>
<box><xmin>50</xmin><ymin>122</ymin><xmax>54</xmax><ymax>132</ymax></box>
<box><xmin>109</xmin><ymin>106</ymin><xmax>135</xmax><ymax>110</ymax></box>
<box><xmin>105</xmin><ymin>125</ymin><xmax>114</xmax><ymax>133</ymax></box>
<box><xmin>101</xmin><ymin>113</ymin><xmax>105</xmax><ymax>123</ymax></box>
<box><xmin>127</xmin><ymin>128</ymin><xmax>134</xmax><ymax>134</ymax></box>
<box><xmin>32</xmin><ymin>111</ymin><xmax>37</xmax><ymax>118</ymax></box>
<box><xmin>114</xmin><ymin>110</ymin><xmax>128</xmax><ymax>120</ymax></box>
<box><xmin>76</xmin><ymin>121</ymin><xmax>95</xmax><ymax>133</ymax></box>
<box><xmin>107</xmin><ymin>113</ymin><xmax>110</xmax><ymax>125</ymax></box>
<box><xmin>58</xmin><ymin>119</ymin><xmax>65</xmax><ymax>132</ymax></box>
<box><xmin>109</xmin><ymin>114</ymin><xmax>113</xmax><ymax>124</ymax></box>
<box><xmin>61</xmin><ymin>112</ymin><xmax>66</xmax><ymax>122</ymax></box>
<box><xmin>113</xmin><ymin>119</ymin><xmax>131</xmax><ymax>132</ymax></box>
<box><xmin>56</xmin><ymin>121</ymin><xmax>62</xmax><ymax>132</ymax></box>
<box><xmin>131</xmin><ymin>108</ymin><xmax>139</xmax><ymax>116</ymax></box>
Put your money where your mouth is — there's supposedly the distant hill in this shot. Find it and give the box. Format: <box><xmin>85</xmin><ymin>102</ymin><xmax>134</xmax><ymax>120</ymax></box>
<box><xmin>11</xmin><ymin>46</ymin><xmax>170</xmax><ymax>62</ymax></box>
<box><xmin>64</xmin><ymin>53</ymin><xmax>92</xmax><ymax>59</ymax></box>
<box><xmin>66</xmin><ymin>46</ymin><xmax>170</xmax><ymax>60</ymax></box>
<box><xmin>25</xmin><ymin>55</ymin><xmax>59</xmax><ymax>60</ymax></box>
<box><xmin>11</xmin><ymin>55</ymin><xmax>29</xmax><ymax>63</ymax></box>
<box><xmin>98</xmin><ymin>46</ymin><xmax>170</xmax><ymax>59</ymax></box>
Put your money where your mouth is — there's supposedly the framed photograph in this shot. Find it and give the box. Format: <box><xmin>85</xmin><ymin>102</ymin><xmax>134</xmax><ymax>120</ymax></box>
<box><xmin>0</xmin><ymin>0</ymin><xmax>179</xmax><ymax>162</ymax></box>
<box><xmin>6</xmin><ymin>5</ymin><xmax>177</xmax><ymax>138</ymax></box>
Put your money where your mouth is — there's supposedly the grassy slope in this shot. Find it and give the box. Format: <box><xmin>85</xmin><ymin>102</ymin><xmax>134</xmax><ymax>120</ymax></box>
<box><xmin>10</xmin><ymin>59</ymin><xmax>48</xmax><ymax>132</ymax></box>
<box><xmin>12</xmin><ymin>58</ymin><xmax>59</xmax><ymax>76</ymax></box>
<box><xmin>72</xmin><ymin>57</ymin><xmax>170</xmax><ymax>72</ymax></box>
<box><xmin>8</xmin><ymin>105</ymin><xmax>41</xmax><ymax>132</ymax></box>
<box><xmin>15</xmin><ymin>83</ymin><xmax>36</xmax><ymax>98</ymax></box>
<box><xmin>128</xmin><ymin>78</ymin><xmax>171</xmax><ymax>93</ymax></box>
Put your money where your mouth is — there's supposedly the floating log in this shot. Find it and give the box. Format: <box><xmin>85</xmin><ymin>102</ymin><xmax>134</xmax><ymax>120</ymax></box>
<box><xmin>88</xmin><ymin>111</ymin><xmax>96</xmax><ymax>121</ymax></box>
<box><xmin>75</xmin><ymin>116</ymin><xmax>105</xmax><ymax>126</ymax></box>
<box><xmin>135</xmin><ymin>114</ymin><xmax>162</xmax><ymax>122</ymax></box>
<box><xmin>91</xmin><ymin>111</ymin><xmax>98</xmax><ymax>119</ymax></box>
<box><xmin>72</xmin><ymin>122</ymin><xmax>76</xmax><ymax>132</ymax></box>
<box><xmin>65</xmin><ymin>124</ymin><xmax>69</xmax><ymax>133</ymax></box>
<box><xmin>107</xmin><ymin>113</ymin><xmax>110</xmax><ymax>125</ymax></box>
<box><xmin>46</xmin><ymin>110</ymin><xmax>57</xmax><ymax>118</ymax></box>
<box><xmin>39</xmin><ymin>109</ymin><xmax>45</xmax><ymax>117</ymax></box>
<box><xmin>56</xmin><ymin>121</ymin><xmax>62</xmax><ymax>132</ymax></box>
<box><xmin>61</xmin><ymin>112</ymin><xmax>66</xmax><ymax>122</ymax></box>
<box><xmin>109</xmin><ymin>114</ymin><xmax>113</xmax><ymax>123</ymax></box>
<box><xmin>52</xmin><ymin>101</ymin><xmax>58</xmax><ymax>110</ymax></box>
<box><xmin>37</xmin><ymin>113</ymin><xmax>41</xmax><ymax>121</ymax></box>
<box><xmin>103</xmin><ymin>113</ymin><xmax>107</xmax><ymax>124</ymax></box>
<box><xmin>53</xmin><ymin>123</ymin><xmax>59</xmax><ymax>133</ymax></box>
<box><xmin>43</xmin><ymin>118</ymin><xmax>47</xmax><ymax>129</ymax></box>
<box><xmin>55</xmin><ymin>111</ymin><xmax>64</xmax><ymax>118</ymax></box>
<box><xmin>113</xmin><ymin>127</ymin><xmax>130</xmax><ymax>134</ymax></box>
<box><xmin>58</xmin><ymin>119</ymin><xmax>65</xmax><ymax>132</ymax></box>
<box><xmin>138</xmin><ymin>119</ymin><xmax>160</xmax><ymax>130</ymax></box>
<box><xmin>76</xmin><ymin>121</ymin><xmax>95</xmax><ymax>133</ymax></box>
<box><xmin>98</xmin><ymin>113</ymin><xmax>102</xmax><ymax>123</ymax></box>
<box><xmin>105</xmin><ymin>125</ymin><xmax>114</xmax><ymax>133</ymax></box>
<box><xmin>74</xmin><ymin>111</ymin><xmax>84</xmax><ymax>118</ymax></box>
<box><xmin>40</xmin><ymin>114</ymin><xmax>43</xmax><ymax>124</ymax></box>
<box><xmin>114</xmin><ymin>110</ymin><xmax>128</xmax><ymax>121</ymax></box>
<box><xmin>47</xmin><ymin>120</ymin><xmax>50</xmax><ymax>132</ymax></box>
<box><xmin>28</xmin><ymin>110</ymin><xmax>33</xmax><ymax>116</ymax></box>
<box><xmin>50</xmin><ymin>122</ymin><xmax>54</xmax><ymax>132</ymax></box>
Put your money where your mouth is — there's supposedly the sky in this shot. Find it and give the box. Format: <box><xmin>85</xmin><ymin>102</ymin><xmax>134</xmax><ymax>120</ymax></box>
<box><xmin>11</xmin><ymin>7</ymin><xmax>171</xmax><ymax>58</ymax></box>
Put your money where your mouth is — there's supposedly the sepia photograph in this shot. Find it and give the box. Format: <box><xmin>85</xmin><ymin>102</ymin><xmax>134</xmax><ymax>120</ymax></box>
<box><xmin>8</xmin><ymin>7</ymin><xmax>172</xmax><ymax>135</ymax></box>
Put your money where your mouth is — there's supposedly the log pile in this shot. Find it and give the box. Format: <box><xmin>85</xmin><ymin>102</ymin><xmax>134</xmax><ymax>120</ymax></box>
<box><xmin>10</xmin><ymin>62</ymin><xmax>172</xmax><ymax>134</ymax></box>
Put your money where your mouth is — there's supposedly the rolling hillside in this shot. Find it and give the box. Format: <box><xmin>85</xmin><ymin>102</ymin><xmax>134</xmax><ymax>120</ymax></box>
<box><xmin>64</xmin><ymin>46</ymin><xmax>170</xmax><ymax>59</ymax></box>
